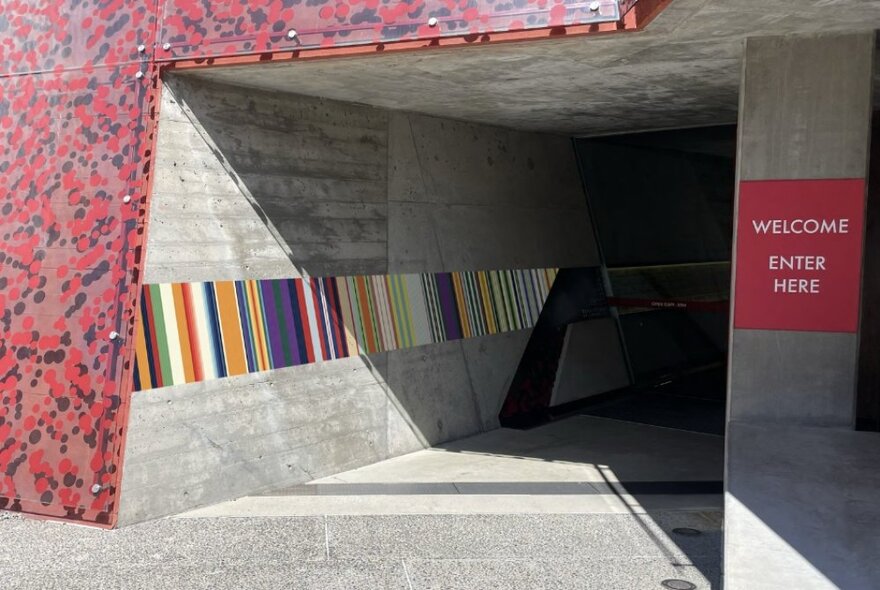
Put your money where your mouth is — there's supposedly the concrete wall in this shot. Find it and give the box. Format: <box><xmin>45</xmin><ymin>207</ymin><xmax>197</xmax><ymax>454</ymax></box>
<box><xmin>120</xmin><ymin>76</ymin><xmax>608</xmax><ymax>523</ymax></box>
<box><xmin>550</xmin><ymin>319</ymin><xmax>630</xmax><ymax>407</ymax></box>
<box><xmin>387</xmin><ymin>112</ymin><xmax>597</xmax><ymax>272</ymax></box>
<box><xmin>143</xmin><ymin>77</ymin><xmax>388</xmax><ymax>282</ymax></box>
<box><xmin>726</xmin><ymin>32</ymin><xmax>879</xmax><ymax>589</ymax></box>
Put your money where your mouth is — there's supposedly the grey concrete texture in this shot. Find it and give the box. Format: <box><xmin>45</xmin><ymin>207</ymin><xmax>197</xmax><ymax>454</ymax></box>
<box><xmin>728</xmin><ymin>329</ymin><xmax>858</xmax><ymax>427</ymax></box>
<box><xmin>417</xmin><ymin>415</ymin><xmax>724</xmax><ymax>485</ymax></box>
<box><xmin>326</xmin><ymin>512</ymin><xmax>721</xmax><ymax>574</ymax></box>
<box><xmin>181</xmin><ymin>1</ymin><xmax>880</xmax><ymax>136</ymax></box>
<box><xmin>385</xmin><ymin>110</ymin><xmax>599</xmax><ymax>273</ymax></box>
<box><xmin>147</xmin><ymin>76</ymin><xmax>599</xmax><ymax>282</ymax></box>
<box><xmin>1</xmin><ymin>510</ymin><xmax>721</xmax><ymax>589</ymax></box>
<box><xmin>145</xmin><ymin>85</ymin><xmax>302</xmax><ymax>282</ymax></box>
<box><xmin>460</xmin><ymin>330</ymin><xmax>531</xmax><ymax>432</ymax></box>
<box><xmin>738</xmin><ymin>32</ymin><xmax>876</xmax><ymax>181</ymax></box>
<box><xmin>130</xmin><ymin>73</ymin><xmax>628</xmax><ymax>523</ymax></box>
<box><xmin>725</xmin><ymin>422</ymin><xmax>880</xmax><ymax>590</ymax></box>
<box><xmin>382</xmin><ymin>336</ymin><xmax>531</xmax><ymax>447</ymax></box>
<box><xmin>119</xmin><ymin>355</ymin><xmax>393</xmax><ymax>524</ymax></box>
<box><xmin>120</xmin><ymin>331</ymin><xmax>534</xmax><ymax>523</ymax></box>
<box><xmin>387</xmin><ymin>113</ymin><xmax>585</xmax><ymax>209</ymax></box>
<box><xmin>183</xmin><ymin>414</ymin><xmax>724</xmax><ymax>517</ymax></box>
<box><xmin>384</xmin><ymin>342</ymin><xmax>483</xmax><ymax>447</ymax></box>
<box><xmin>550</xmin><ymin>318</ymin><xmax>631</xmax><ymax>407</ymax></box>
<box><xmin>406</xmin><ymin>559</ymin><xmax>713</xmax><ymax>590</ymax></box>
<box><xmin>388</xmin><ymin>200</ymin><xmax>598</xmax><ymax>273</ymax></box>
<box><xmin>145</xmin><ymin>77</ymin><xmax>390</xmax><ymax>282</ymax></box>
<box><xmin>368</xmin><ymin>331</ymin><xmax>530</xmax><ymax>451</ymax></box>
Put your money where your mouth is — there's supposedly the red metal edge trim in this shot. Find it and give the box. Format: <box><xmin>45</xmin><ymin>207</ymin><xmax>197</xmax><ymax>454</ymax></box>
<box><xmin>160</xmin><ymin>0</ymin><xmax>672</xmax><ymax>73</ymax></box>
<box><xmin>626</xmin><ymin>0</ymin><xmax>672</xmax><ymax>29</ymax></box>
<box><xmin>103</xmin><ymin>70</ymin><xmax>165</xmax><ymax>528</ymax></box>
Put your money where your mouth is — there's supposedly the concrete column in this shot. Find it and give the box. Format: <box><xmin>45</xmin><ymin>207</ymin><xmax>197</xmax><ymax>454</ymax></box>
<box><xmin>726</xmin><ymin>32</ymin><xmax>880</xmax><ymax>589</ymax></box>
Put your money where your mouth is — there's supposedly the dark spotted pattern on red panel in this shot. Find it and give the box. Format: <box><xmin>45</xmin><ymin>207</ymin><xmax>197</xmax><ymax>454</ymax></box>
<box><xmin>0</xmin><ymin>1</ymin><xmax>159</xmax><ymax>525</ymax></box>
<box><xmin>158</xmin><ymin>0</ymin><xmax>637</xmax><ymax>58</ymax></box>
<box><xmin>0</xmin><ymin>0</ymin><xmax>155</xmax><ymax>75</ymax></box>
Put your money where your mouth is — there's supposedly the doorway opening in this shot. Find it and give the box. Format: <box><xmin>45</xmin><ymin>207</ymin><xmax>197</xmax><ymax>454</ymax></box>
<box><xmin>574</xmin><ymin>126</ymin><xmax>734</xmax><ymax>436</ymax></box>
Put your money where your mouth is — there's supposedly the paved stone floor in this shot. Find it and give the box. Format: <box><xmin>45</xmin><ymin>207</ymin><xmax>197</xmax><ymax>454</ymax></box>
<box><xmin>1</xmin><ymin>509</ymin><xmax>720</xmax><ymax>589</ymax></box>
<box><xmin>2</xmin><ymin>417</ymin><xmax>723</xmax><ymax>589</ymax></box>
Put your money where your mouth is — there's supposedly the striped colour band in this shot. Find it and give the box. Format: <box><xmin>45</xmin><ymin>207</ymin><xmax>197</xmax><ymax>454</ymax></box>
<box><xmin>133</xmin><ymin>268</ymin><xmax>558</xmax><ymax>391</ymax></box>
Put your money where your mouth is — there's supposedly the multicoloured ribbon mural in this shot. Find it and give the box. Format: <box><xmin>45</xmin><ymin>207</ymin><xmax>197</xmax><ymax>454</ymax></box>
<box><xmin>134</xmin><ymin>268</ymin><xmax>558</xmax><ymax>391</ymax></box>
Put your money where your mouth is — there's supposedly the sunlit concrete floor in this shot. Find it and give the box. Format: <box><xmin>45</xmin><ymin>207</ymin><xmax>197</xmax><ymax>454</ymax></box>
<box><xmin>189</xmin><ymin>415</ymin><xmax>724</xmax><ymax>517</ymax></box>
<box><xmin>3</xmin><ymin>416</ymin><xmax>723</xmax><ymax>589</ymax></box>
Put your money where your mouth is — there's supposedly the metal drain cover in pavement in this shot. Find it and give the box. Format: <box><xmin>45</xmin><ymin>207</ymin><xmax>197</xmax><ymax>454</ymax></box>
<box><xmin>672</xmin><ymin>527</ymin><xmax>702</xmax><ymax>536</ymax></box>
<box><xmin>661</xmin><ymin>580</ymin><xmax>697</xmax><ymax>590</ymax></box>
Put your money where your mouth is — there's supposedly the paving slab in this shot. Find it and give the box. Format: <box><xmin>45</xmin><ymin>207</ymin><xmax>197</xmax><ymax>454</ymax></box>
<box><xmin>325</xmin><ymin>513</ymin><xmax>718</xmax><ymax>562</ymax></box>
<box><xmin>1</xmin><ymin>415</ymin><xmax>723</xmax><ymax>589</ymax></box>
<box><xmin>0</xmin><ymin>516</ymin><xmax>326</xmax><ymax>569</ymax></box>
<box><xmin>10</xmin><ymin>560</ymin><xmax>410</xmax><ymax>590</ymax></box>
<box><xmin>406</xmin><ymin>558</ymin><xmax>717</xmax><ymax>590</ymax></box>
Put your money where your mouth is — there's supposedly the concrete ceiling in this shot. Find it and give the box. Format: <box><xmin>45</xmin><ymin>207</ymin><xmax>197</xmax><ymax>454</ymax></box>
<box><xmin>181</xmin><ymin>0</ymin><xmax>880</xmax><ymax>136</ymax></box>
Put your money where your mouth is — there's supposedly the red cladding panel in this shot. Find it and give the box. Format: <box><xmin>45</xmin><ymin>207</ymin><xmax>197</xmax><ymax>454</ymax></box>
<box><xmin>0</xmin><ymin>0</ymin><xmax>157</xmax><ymax>525</ymax></box>
<box><xmin>0</xmin><ymin>65</ymin><xmax>154</xmax><ymax>525</ymax></box>
<box><xmin>734</xmin><ymin>179</ymin><xmax>866</xmax><ymax>333</ymax></box>
<box><xmin>0</xmin><ymin>0</ymin><xmax>156</xmax><ymax>76</ymax></box>
<box><xmin>158</xmin><ymin>0</ymin><xmax>626</xmax><ymax>60</ymax></box>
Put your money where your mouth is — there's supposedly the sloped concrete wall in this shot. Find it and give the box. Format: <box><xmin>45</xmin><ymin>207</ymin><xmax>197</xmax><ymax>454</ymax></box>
<box><xmin>120</xmin><ymin>77</ymin><xmax>608</xmax><ymax>523</ymax></box>
<box><xmin>550</xmin><ymin>319</ymin><xmax>630</xmax><ymax>408</ymax></box>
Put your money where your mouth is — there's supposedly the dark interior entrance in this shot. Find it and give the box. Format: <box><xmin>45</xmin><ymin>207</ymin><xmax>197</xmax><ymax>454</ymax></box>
<box><xmin>501</xmin><ymin>126</ymin><xmax>735</xmax><ymax>437</ymax></box>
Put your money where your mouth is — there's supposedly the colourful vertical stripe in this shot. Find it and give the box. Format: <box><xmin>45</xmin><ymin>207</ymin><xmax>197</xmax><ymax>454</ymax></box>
<box><xmin>133</xmin><ymin>268</ymin><xmax>560</xmax><ymax>391</ymax></box>
<box><xmin>170</xmin><ymin>283</ymin><xmax>196</xmax><ymax>383</ymax></box>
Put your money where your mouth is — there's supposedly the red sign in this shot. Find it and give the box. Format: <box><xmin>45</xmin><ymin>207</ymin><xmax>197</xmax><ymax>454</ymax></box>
<box><xmin>734</xmin><ymin>179</ymin><xmax>866</xmax><ymax>333</ymax></box>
